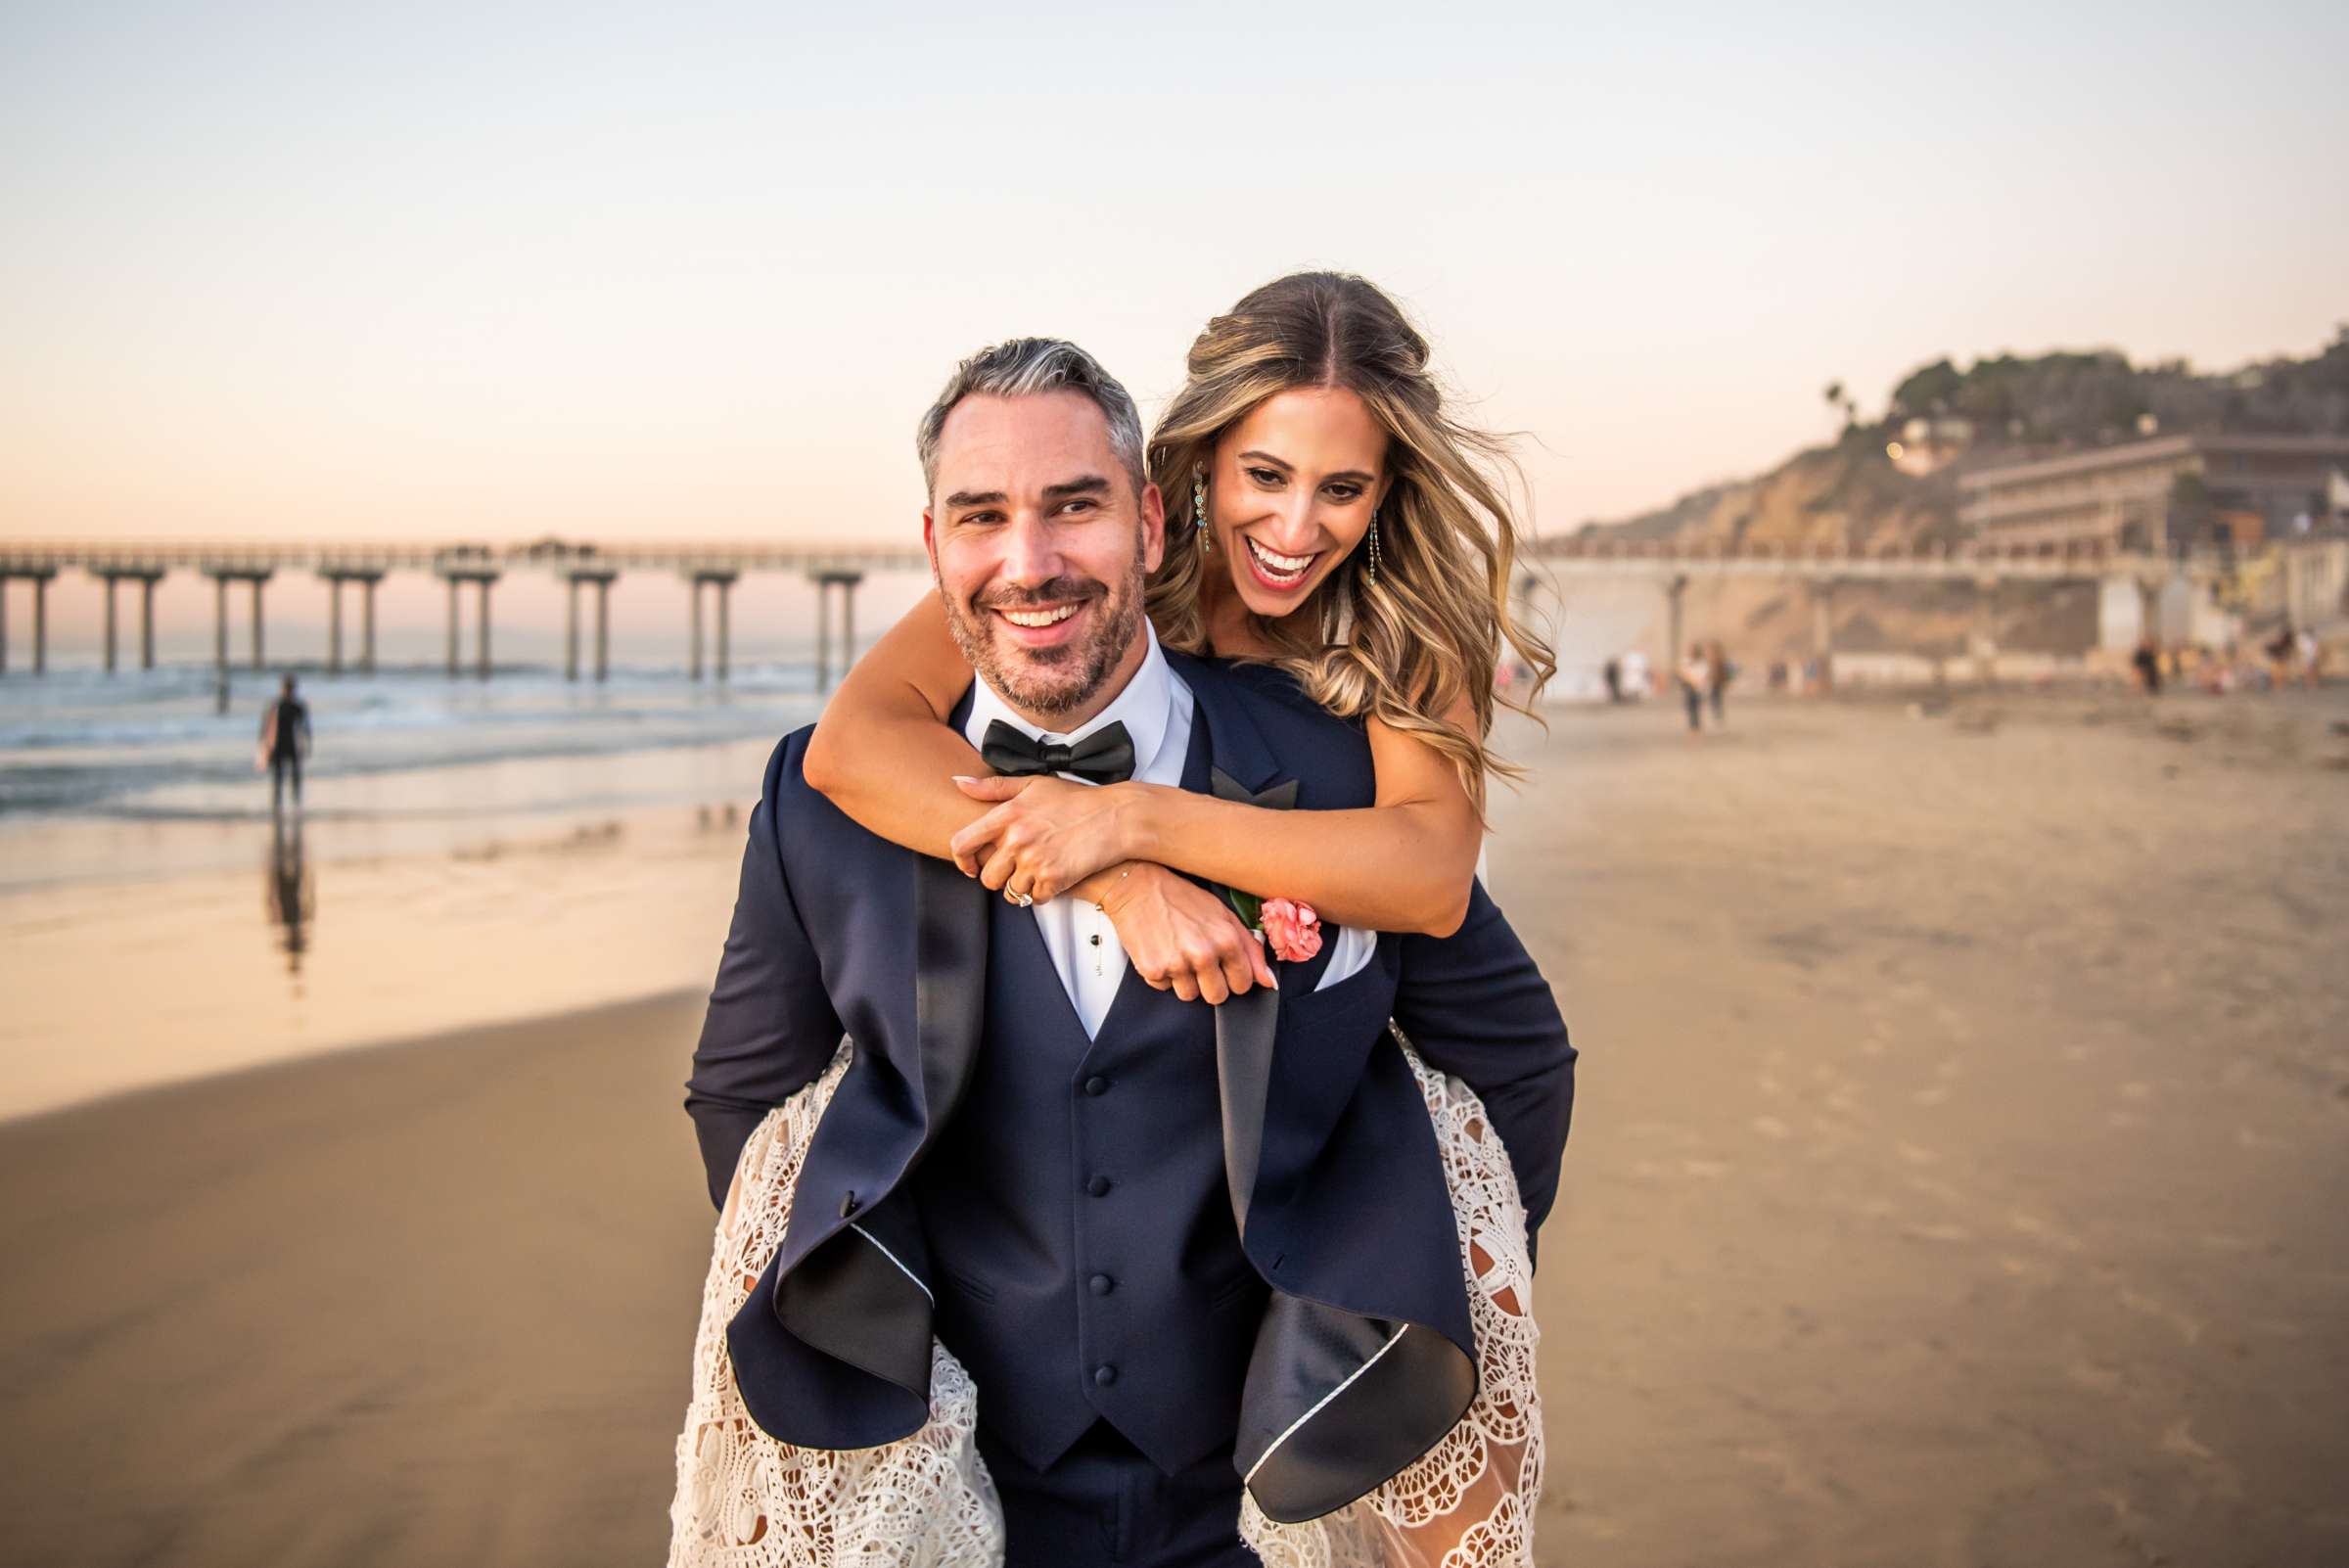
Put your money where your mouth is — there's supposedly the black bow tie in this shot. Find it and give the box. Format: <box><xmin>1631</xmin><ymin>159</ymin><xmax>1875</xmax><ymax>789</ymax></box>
<box><xmin>980</xmin><ymin>719</ymin><xmax>1136</xmax><ymax>785</ymax></box>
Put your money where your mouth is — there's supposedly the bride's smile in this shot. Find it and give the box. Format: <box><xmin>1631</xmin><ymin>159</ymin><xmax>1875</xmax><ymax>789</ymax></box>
<box><xmin>1203</xmin><ymin>384</ymin><xmax>1392</xmax><ymax>617</ymax></box>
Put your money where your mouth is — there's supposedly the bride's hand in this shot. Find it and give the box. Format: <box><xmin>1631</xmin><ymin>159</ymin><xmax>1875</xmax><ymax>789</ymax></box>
<box><xmin>948</xmin><ymin>776</ymin><xmax>1144</xmax><ymax>904</ymax></box>
<box><xmin>1093</xmin><ymin>863</ymin><xmax>1277</xmax><ymax>1004</ymax></box>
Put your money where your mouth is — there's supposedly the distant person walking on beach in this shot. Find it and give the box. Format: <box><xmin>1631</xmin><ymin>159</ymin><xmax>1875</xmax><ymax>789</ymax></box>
<box><xmin>256</xmin><ymin>673</ymin><xmax>311</xmax><ymax>816</ymax></box>
<box><xmin>1621</xmin><ymin>647</ymin><xmax>1650</xmax><ymax>701</ymax></box>
<box><xmin>2133</xmin><ymin>636</ymin><xmax>2163</xmax><ymax>696</ymax></box>
<box><xmin>1603</xmin><ymin>655</ymin><xmax>1623</xmax><ymax>704</ymax></box>
<box><xmin>1705</xmin><ymin>639</ymin><xmax>1731</xmax><ymax>725</ymax></box>
<box><xmin>2264</xmin><ymin>624</ymin><xmax>2296</xmax><ymax>690</ymax></box>
<box><xmin>1679</xmin><ymin>643</ymin><xmax>1709</xmax><ymax>734</ymax></box>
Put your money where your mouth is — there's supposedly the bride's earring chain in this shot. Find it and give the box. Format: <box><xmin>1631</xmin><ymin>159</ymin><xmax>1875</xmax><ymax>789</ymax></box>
<box><xmin>1193</xmin><ymin>470</ymin><xmax>1213</xmax><ymax>554</ymax></box>
<box><xmin>1366</xmin><ymin>507</ymin><xmax>1382</xmax><ymax>583</ymax></box>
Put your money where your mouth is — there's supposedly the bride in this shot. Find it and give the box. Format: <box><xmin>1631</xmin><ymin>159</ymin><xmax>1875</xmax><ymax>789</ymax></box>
<box><xmin>671</xmin><ymin>272</ymin><xmax>1566</xmax><ymax>1567</ymax></box>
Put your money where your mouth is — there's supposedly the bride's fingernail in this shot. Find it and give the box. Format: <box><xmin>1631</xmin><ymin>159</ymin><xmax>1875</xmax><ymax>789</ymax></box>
<box><xmin>951</xmin><ymin>774</ymin><xmax>978</xmax><ymax>784</ymax></box>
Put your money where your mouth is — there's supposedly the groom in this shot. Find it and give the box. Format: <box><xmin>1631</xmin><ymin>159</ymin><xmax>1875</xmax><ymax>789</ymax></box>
<box><xmin>684</xmin><ymin>339</ymin><xmax>1576</xmax><ymax>1566</ymax></box>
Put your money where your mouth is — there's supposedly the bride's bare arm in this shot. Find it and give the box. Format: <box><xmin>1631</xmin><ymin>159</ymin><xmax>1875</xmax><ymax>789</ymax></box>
<box><xmin>953</xmin><ymin>699</ymin><xmax>1485</xmax><ymax>939</ymax></box>
<box><xmin>800</xmin><ymin>588</ymin><xmax>988</xmax><ymax>857</ymax></box>
<box><xmin>802</xmin><ymin>590</ymin><xmax>1276</xmax><ymax>996</ymax></box>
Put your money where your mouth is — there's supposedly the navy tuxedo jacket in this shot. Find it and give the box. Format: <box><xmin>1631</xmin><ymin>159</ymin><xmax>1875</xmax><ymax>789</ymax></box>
<box><xmin>682</xmin><ymin>651</ymin><xmax>1576</xmax><ymax>1520</ymax></box>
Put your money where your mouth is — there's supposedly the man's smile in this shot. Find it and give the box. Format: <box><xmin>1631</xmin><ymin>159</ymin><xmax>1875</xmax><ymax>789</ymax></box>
<box><xmin>986</xmin><ymin>594</ymin><xmax>1093</xmax><ymax>648</ymax></box>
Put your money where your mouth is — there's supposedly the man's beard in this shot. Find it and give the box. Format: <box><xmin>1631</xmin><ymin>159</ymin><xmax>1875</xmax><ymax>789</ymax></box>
<box><xmin>942</xmin><ymin>553</ymin><xmax>1147</xmax><ymax>722</ymax></box>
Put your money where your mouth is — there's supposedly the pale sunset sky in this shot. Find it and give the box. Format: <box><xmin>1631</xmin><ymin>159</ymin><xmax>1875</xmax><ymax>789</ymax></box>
<box><xmin>2</xmin><ymin>1</ymin><xmax>2343</xmax><ymax>655</ymax></box>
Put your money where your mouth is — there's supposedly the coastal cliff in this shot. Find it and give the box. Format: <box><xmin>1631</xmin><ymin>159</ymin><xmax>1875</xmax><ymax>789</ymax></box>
<box><xmin>1565</xmin><ymin>329</ymin><xmax>2349</xmax><ymax>664</ymax></box>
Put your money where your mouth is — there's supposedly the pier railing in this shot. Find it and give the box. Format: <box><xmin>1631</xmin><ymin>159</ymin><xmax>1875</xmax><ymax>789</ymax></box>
<box><xmin>1528</xmin><ymin>535</ymin><xmax>2226</xmax><ymax>582</ymax></box>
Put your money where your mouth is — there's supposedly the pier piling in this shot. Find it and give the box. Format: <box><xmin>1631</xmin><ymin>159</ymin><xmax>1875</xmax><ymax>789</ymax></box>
<box><xmin>685</xmin><ymin>571</ymin><xmax>740</xmax><ymax>683</ymax></box>
<box><xmin>2</xmin><ymin>569</ymin><xmax>63</xmax><ymax>676</ymax></box>
<box><xmin>316</xmin><ymin>568</ymin><xmax>385</xmax><ymax>676</ymax></box>
<box><xmin>810</xmin><ymin>571</ymin><xmax>863</xmax><ymax>694</ymax></box>
<box><xmin>437</xmin><ymin>563</ymin><xmax>500</xmax><ymax>680</ymax></box>
<box><xmin>202</xmin><ymin>566</ymin><xmax>272</xmax><ymax>683</ymax></box>
<box><xmin>565</xmin><ymin>569</ymin><xmax>619</xmax><ymax>682</ymax></box>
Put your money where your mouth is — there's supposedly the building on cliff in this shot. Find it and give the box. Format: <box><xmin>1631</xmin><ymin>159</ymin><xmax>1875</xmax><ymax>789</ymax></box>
<box><xmin>1959</xmin><ymin>434</ymin><xmax>2349</xmax><ymax>553</ymax></box>
<box><xmin>1888</xmin><ymin>416</ymin><xmax>1975</xmax><ymax>477</ymax></box>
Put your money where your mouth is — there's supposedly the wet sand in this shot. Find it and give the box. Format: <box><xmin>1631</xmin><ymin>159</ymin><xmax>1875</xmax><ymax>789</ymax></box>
<box><xmin>0</xmin><ymin>741</ymin><xmax>773</xmax><ymax>1120</ymax></box>
<box><xmin>2</xmin><ymin>689</ymin><xmax>2345</xmax><ymax>1565</ymax></box>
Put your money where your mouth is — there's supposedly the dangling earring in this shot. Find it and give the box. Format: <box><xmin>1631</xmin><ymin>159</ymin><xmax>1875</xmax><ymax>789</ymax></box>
<box><xmin>1365</xmin><ymin>508</ymin><xmax>1383</xmax><ymax>584</ymax></box>
<box><xmin>1192</xmin><ymin>470</ymin><xmax>1213</xmax><ymax>554</ymax></box>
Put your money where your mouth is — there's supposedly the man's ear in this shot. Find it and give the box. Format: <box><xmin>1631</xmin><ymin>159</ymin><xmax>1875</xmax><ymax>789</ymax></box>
<box><xmin>922</xmin><ymin>507</ymin><xmax>940</xmax><ymax>575</ymax></box>
<box><xmin>1138</xmin><ymin>481</ymin><xmax>1167</xmax><ymax>575</ymax></box>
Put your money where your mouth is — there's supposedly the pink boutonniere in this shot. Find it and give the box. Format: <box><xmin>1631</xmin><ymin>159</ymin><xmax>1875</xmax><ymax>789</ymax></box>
<box><xmin>1259</xmin><ymin>899</ymin><xmax>1323</xmax><ymax>964</ymax></box>
<box><xmin>1221</xmin><ymin>889</ymin><xmax>1322</xmax><ymax>965</ymax></box>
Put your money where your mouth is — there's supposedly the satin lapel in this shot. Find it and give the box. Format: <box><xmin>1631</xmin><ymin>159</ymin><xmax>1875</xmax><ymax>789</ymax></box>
<box><xmin>756</xmin><ymin>848</ymin><xmax>988</xmax><ymax>1434</ymax></box>
<box><xmin>1215</xmin><ymin>985</ymin><xmax>1278</xmax><ymax>1237</ymax></box>
<box><xmin>913</xmin><ymin>851</ymin><xmax>990</xmax><ymax>1138</ymax></box>
<box><xmin>1180</xmin><ymin>657</ymin><xmax>1282</xmax><ymax>1237</ymax></box>
<box><xmin>918</xmin><ymin>681</ymin><xmax>993</xmax><ymax>1141</ymax></box>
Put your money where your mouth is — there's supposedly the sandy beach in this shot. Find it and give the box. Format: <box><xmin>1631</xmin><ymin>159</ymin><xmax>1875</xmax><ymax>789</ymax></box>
<box><xmin>3</xmin><ymin>687</ymin><xmax>2346</xmax><ymax>1566</ymax></box>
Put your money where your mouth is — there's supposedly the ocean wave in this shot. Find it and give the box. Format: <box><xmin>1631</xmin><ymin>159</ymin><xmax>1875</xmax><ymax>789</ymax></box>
<box><xmin>0</xmin><ymin>664</ymin><xmax>822</xmax><ymax>818</ymax></box>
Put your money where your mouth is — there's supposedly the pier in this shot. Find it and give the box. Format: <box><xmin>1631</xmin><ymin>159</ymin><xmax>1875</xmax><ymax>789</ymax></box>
<box><xmin>0</xmin><ymin>538</ymin><xmax>927</xmax><ymax>686</ymax></box>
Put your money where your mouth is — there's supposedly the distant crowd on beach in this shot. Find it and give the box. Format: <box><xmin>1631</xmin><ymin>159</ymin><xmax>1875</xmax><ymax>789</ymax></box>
<box><xmin>2132</xmin><ymin>624</ymin><xmax>2326</xmax><ymax>697</ymax></box>
<box><xmin>1603</xmin><ymin>642</ymin><xmax>1741</xmax><ymax>733</ymax></box>
<box><xmin>1590</xmin><ymin>621</ymin><xmax>2333</xmax><ymax>715</ymax></box>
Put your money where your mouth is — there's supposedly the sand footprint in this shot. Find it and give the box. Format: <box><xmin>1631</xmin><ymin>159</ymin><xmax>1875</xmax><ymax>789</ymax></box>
<box><xmin>2007</xmin><ymin>1211</ymin><xmax>2086</xmax><ymax>1253</ymax></box>
<box><xmin>2118</xmin><ymin>1288</ymin><xmax>2203</xmax><ymax>1345</ymax></box>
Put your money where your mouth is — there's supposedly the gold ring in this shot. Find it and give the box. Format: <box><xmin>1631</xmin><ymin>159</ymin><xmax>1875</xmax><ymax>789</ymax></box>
<box><xmin>1007</xmin><ymin>889</ymin><xmax>1033</xmax><ymax>908</ymax></box>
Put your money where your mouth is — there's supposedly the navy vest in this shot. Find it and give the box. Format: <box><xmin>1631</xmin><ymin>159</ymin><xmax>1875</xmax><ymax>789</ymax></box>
<box><xmin>911</xmin><ymin>728</ymin><xmax>1266</xmax><ymax>1477</ymax></box>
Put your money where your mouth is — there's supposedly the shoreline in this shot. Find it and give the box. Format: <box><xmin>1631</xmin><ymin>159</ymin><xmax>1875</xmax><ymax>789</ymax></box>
<box><xmin>0</xmin><ymin>788</ymin><xmax>758</xmax><ymax>1124</ymax></box>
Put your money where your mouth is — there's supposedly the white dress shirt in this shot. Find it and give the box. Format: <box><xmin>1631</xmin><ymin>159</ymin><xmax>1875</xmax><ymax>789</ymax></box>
<box><xmin>962</xmin><ymin>623</ymin><xmax>1373</xmax><ymax>1038</ymax></box>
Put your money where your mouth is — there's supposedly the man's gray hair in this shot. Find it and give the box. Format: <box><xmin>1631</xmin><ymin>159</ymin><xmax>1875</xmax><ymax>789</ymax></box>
<box><xmin>916</xmin><ymin>337</ymin><xmax>1148</xmax><ymax>502</ymax></box>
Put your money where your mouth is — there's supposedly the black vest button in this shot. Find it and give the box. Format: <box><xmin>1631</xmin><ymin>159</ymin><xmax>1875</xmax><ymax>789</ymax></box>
<box><xmin>1087</xmin><ymin>1176</ymin><xmax>1113</xmax><ymax>1197</ymax></box>
<box><xmin>1089</xmin><ymin>1273</ymin><xmax>1114</xmax><ymax>1295</ymax></box>
<box><xmin>838</xmin><ymin>1190</ymin><xmax>858</xmax><ymax>1218</ymax></box>
<box><xmin>1083</xmin><ymin>1075</ymin><xmax>1109</xmax><ymax>1097</ymax></box>
<box><xmin>1093</xmin><ymin>1363</ymin><xmax>1117</xmax><ymax>1386</ymax></box>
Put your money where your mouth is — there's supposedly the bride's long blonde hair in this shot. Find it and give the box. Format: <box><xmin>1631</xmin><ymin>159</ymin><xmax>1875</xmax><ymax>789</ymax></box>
<box><xmin>1144</xmin><ymin>272</ymin><xmax>1553</xmax><ymax>811</ymax></box>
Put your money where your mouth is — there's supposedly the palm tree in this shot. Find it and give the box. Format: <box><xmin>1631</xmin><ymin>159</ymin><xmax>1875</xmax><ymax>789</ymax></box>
<box><xmin>1822</xmin><ymin>381</ymin><xmax>1858</xmax><ymax>437</ymax></box>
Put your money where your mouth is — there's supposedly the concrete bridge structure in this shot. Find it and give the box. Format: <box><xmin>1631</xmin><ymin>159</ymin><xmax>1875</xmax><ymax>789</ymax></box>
<box><xmin>1523</xmin><ymin>534</ymin><xmax>2283</xmax><ymax>683</ymax></box>
<box><xmin>0</xmin><ymin>538</ymin><xmax>928</xmax><ymax>687</ymax></box>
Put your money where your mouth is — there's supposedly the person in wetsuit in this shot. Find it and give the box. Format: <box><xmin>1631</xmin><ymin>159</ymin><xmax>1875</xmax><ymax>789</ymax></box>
<box><xmin>258</xmin><ymin>672</ymin><xmax>312</xmax><ymax>817</ymax></box>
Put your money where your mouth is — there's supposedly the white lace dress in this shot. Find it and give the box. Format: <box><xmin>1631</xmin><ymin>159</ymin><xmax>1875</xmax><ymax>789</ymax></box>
<box><xmin>668</xmin><ymin>1028</ymin><xmax>1543</xmax><ymax>1568</ymax></box>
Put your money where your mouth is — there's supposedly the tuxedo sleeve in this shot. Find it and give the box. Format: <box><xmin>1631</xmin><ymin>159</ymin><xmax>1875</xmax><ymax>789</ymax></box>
<box><xmin>1391</xmin><ymin>881</ymin><xmax>1577</xmax><ymax>1268</ymax></box>
<box><xmin>681</xmin><ymin>735</ymin><xmax>847</xmax><ymax>1210</ymax></box>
